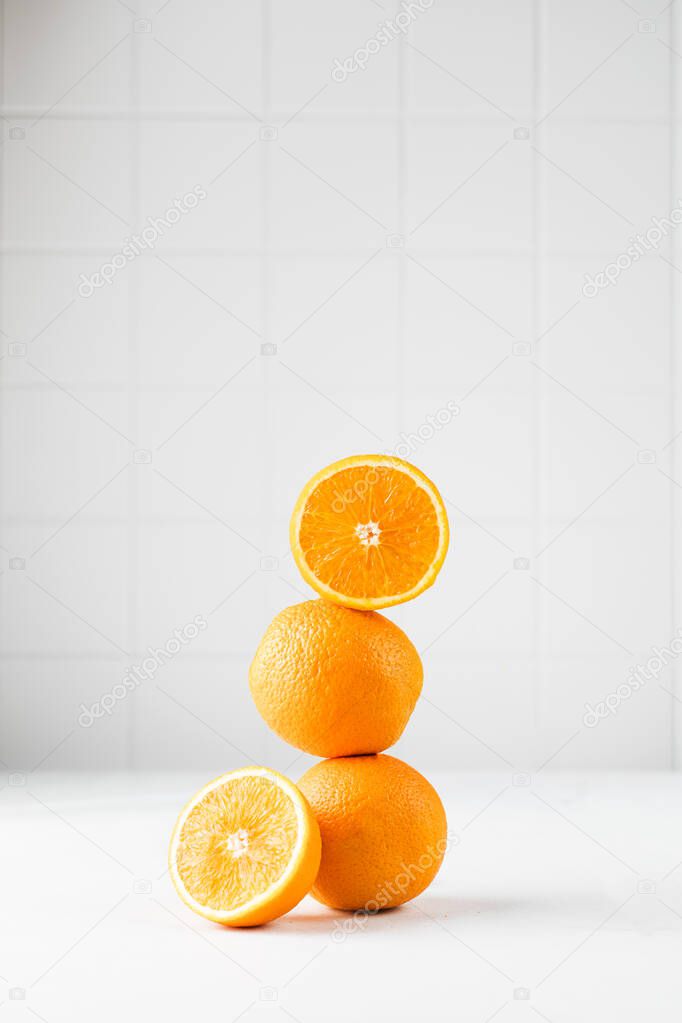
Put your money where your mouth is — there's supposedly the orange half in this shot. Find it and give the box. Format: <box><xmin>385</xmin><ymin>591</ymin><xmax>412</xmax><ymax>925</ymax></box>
<box><xmin>169</xmin><ymin>767</ymin><xmax>321</xmax><ymax>927</ymax></box>
<box><xmin>290</xmin><ymin>455</ymin><xmax>450</xmax><ymax>610</ymax></box>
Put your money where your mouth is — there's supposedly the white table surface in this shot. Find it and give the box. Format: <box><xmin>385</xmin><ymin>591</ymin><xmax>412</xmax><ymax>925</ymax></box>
<box><xmin>5</xmin><ymin>771</ymin><xmax>682</xmax><ymax>1022</ymax></box>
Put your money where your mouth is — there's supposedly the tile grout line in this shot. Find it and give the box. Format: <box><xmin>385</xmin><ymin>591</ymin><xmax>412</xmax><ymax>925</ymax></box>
<box><xmin>127</xmin><ymin>29</ymin><xmax>140</xmax><ymax>770</ymax></box>
<box><xmin>0</xmin><ymin>243</ymin><xmax>675</xmax><ymax>258</ymax></box>
<box><xmin>397</xmin><ymin>1</ymin><xmax>407</xmax><ymax>439</ymax></box>
<box><xmin>0</xmin><ymin>0</ymin><xmax>7</xmax><ymax>766</ymax></box>
<box><xmin>670</xmin><ymin>0</ymin><xmax>680</xmax><ymax>768</ymax></box>
<box><xmin>531</xmin><ymin>0</ymin><xmax>546</xmax><ymax>762</ymax></box>
<box><xmin>2</xmin><ymin>106</ymin><xmax>679</xmax><ymax>125</ymax></box>
<box><xmin>0</xmin><ymin>0</ymin><xmax>4</xmax><ymax>773</ymax></box>
<box><xmin>261</xmin><ymin>0</ymin><xmax>273</xmax><ymax>767</ymax></box>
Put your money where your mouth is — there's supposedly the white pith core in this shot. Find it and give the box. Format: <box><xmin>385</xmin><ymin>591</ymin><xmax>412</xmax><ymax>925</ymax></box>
<box><xmin>355</xmin><ymin>521</ymin><xmax>381</xmax><ymax>547</ymax></box>
<box><xmin>225</xmin><ymin>828</ymin><xmax>250</xmax><ymax>857</ymax></box>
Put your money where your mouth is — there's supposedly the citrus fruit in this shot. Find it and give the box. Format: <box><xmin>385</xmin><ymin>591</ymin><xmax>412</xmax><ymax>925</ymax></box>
<box><xmin>289</xmin><ymin>454</ymin><xmax>449</xmax><ymax>610</ymax></box>
<box><xmin>169</xmin><ymin>766</ymin><xmax>321</xmax><ymax>927</ymax></box>
<box><xmin>298</xmin><ymin>754</ymin><xmax>447</xmax><ymax>911</ymax></box>
<box><xmin>249</xmin><ymin>599</ymin><xmax>423</xmax><ymax>757</ymax></box>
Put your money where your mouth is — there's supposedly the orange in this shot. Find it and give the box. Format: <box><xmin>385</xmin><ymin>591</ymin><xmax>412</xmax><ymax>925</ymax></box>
<box><xmin>298</xmin><ymin>754</ymin><xmax>447</xmax><ymax>911</ymax></box>
<box><xmin>289</xmin><ymin>454</ymin><xmax>449</xmax><ymax>610</ymax></box>
<box><xmin>249</xmin><ymin>599</ymin><xmax>423</xmax><ymax>757</ymax></box>
<box><xmin>169</xmin><ymin>766</ymin><xmax>321</xmax><ymax>927</ymax></box>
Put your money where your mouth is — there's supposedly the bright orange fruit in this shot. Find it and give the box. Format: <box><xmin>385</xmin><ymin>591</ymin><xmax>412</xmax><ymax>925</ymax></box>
<box><xmin>169</xmin><ymin>767</ymin><xmax>321</xmax><ymax>927</ymax></box>
<box><xmin>290</xmin><ymin>454</ymin><xmax>449</xmax><ymax>610</ymax></box>
<box><xmin>249</xmin><ymin>599</ymin><xmax>423</xmax><ymax>757</ymax></box>
<box><xmin>298</xmin><ymin>754</ymin><xmax>447</xmax><ymax>911</ymax></box>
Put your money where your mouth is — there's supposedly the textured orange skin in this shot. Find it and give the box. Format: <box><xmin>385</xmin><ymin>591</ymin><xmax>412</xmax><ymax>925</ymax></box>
<box><xmin>298</xmin><ymin>754</ymin><xmax>447</xmax><ymax>911</ymax></box>
<box><xmin>249</xmin><ymin>600</ymin><xmax>423</xmax><ymax>758</ymax></box>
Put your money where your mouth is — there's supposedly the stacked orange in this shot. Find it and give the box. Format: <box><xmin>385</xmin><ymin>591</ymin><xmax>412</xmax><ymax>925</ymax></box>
<box><xmin>169</xmin><ymin>455</ymin><xmax>449</xmax><ymax>925</ymax></box>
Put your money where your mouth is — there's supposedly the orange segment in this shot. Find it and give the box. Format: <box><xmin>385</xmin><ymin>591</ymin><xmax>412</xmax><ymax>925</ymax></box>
<box><xmin>290</xmin><ymin>455</ymin><xmax>450</xmax><ymax>610</ymax></box>
<box><xmin>169</xmin><ymin>767</ymin><xmax>321</xmax><ymax>927</ymax></box>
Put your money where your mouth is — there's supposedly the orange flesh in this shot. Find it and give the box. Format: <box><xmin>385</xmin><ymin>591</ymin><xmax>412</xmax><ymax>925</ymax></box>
<box><xmin>298</xmin><ymin>466</ymin><xmax>441</xmax><ymax>599</ymax></box>
<box><xmin>175</xmin><ymin>776</ymin><xmax>298</xmax><ymax>912</ymax></box>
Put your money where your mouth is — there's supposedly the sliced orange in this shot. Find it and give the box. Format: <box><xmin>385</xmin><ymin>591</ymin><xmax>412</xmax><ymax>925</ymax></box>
<box><xmin>169</xmin><ymin>767</ymin><xmax>321</xmax><ymax>927</ymax></box>
<box><xmin>290</xmin><ymin>454</ymin><xmax>450</xmax><ymax>610</ymax></box>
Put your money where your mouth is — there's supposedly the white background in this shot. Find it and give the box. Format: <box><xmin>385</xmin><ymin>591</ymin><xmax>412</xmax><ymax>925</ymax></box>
<box><xmin>5</xmin><ymin>5</ymin><xmax>682</xmax><ymax>1023</ymax></box>
<box><xmin>2</xmin><ymin>0</ymin><xmax>682</xmax><ymax>778</ymax></box>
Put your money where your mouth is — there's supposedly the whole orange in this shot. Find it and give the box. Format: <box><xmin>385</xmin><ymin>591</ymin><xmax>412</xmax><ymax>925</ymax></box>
<box><xmin>248</xmin><ymin>600</ymin><xmax>422</xmax><ymax>757</ymax></box>
<box><xmin>298</xmin><ymin>754</ymin><xmax>447</xmax><ymax>911</ymax></box>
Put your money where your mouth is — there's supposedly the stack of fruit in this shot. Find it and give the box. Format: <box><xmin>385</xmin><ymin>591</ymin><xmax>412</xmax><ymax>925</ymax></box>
<box><xmin>169</xmin><ymin>455</ymin><xmax>450</xmax><ymax>927</ymax></box>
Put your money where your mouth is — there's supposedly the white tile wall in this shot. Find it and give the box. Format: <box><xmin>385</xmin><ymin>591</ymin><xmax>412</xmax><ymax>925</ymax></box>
<box><xmin>1</xmin><ymin>0</ymin><xmax>681</xmax><ymax>772</ymax></box>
